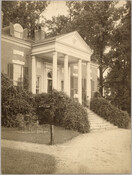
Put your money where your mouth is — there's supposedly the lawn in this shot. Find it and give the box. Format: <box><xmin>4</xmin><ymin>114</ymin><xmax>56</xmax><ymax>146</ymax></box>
<box><xmin>1</xmin><ymin>125</ymin><xmax>80</xmax><ymax>145</ymax></box>
<box><xmin>1</xmin><ymin>147</ymin><xmax>56</xmax><ymax>174</ymax></box>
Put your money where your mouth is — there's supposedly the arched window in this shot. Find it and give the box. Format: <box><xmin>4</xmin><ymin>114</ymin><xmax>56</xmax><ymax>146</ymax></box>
<box><xmin>14</xmin><ymin>23</ymin><xmax>23</xmax><ymax>39</ymax></box>
<box><xmin>47</xmin><ymin>71</ymin><xmax>52</xmax><ymax>79</ymax></box>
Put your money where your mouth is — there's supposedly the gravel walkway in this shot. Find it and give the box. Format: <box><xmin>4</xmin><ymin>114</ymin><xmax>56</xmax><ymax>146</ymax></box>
<box><xmin>1</xmin><ymin>128</ymin><xmax>131</xmax><ymax>174</ymax></box>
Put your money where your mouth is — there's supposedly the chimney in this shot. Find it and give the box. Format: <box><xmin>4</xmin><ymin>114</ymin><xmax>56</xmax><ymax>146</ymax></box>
<box><xmin>35</xmin><ymin>23</ymin><xmax>45</xmax><ymax>42</ymax></box>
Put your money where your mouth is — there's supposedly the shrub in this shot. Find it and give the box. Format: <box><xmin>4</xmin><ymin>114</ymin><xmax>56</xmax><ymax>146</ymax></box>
<box><xmin>90</xmin><ymin>97</ymin><xmax>131</xmax><ymax>129</ymax></box>
<box><xmin>1</xmin><ymin>73</ymin><xmax>36</xmax><ymax>127</ymax></box>
<box><xmin>93</xmin><ymin>91</ymin><xmax>101</xmax><ymax>98</ymax></box>
<box><xmin>35</xmin><ymin>90</ymin><xmax>90</xmax><ymax>133</ymax></box>
<box><xmin>15</xmin><ymin>114</ymin><xmax>38</xmax><ymax>131</ymax></box>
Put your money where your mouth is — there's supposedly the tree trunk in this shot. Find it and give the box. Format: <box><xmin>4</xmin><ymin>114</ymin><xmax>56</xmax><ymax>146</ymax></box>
<box><xmin>49</xmin><ymin>124</ymin><xmax>54</xmax><ymax>145</ymax></box>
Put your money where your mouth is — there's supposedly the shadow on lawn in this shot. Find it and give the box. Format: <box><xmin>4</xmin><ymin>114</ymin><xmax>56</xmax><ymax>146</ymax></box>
<box><xmin>2</xmin><ymin>147</ymin><xmax>56</xmax><ymax>174</ymax></box>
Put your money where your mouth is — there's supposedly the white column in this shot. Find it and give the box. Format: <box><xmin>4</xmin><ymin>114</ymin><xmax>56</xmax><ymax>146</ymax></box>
<box><xmin>78</xmin><ymin>59</ymin><xmax>82</xmax><ymax>104</ymax></box>
<box><xmin>43</xmin><ymin>63</ymin><xmax>47</xmax><ymax>93</ymax></box>
<box><xmin>57</xmin><ymin>69</ymin><xmax>61</xmax><ymax>91</ymax></box>
<box><xmin>52</xmin><ymin>52</ymin><xmax>57</xmax><ymax>90</ymax></box>
<box><xmin>64</xmin><ymin>55</ymin><xmax>69</xmax><ymax>94</ymax></box>
<box><xmin>86</xmin><ymin>61</ymin><xmax>91</xmax><ymax>100</ymax></box>
<box><xmin>68</xmin><ymin>66</ymin><xmax>71</xmax><ymax>96</ymax></box>
<box><xmin>31</xmin><ymin>56</ymin><xmax>36</xmax><ymax>94</ymax></box>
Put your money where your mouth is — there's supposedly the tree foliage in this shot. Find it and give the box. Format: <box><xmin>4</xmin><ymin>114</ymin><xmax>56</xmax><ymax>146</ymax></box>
<box><xmin>104</xmin><ymin>1</ymin><xmax>131</xmax><ymax>113</ymax></box>
<box><xmin>1</xmin><ymin>73</ymin><xmax>36</xmax><ymax>127</ymax></box>
<box><xmin>2</xmin><ymin>1</ymin><xmax>48</xmax><ymax>38</ymax></box>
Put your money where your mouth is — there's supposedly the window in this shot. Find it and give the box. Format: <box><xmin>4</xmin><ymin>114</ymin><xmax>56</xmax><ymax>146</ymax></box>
<box><xmin>70</xmin><ymin>77</ymin><xmax>78</xmax><ymax>98</ymax></box>
<box><xmin>36</xmin><ymin>76</ymin><xmax>41</xmax><ymax>94</ymax></box>
<box><xmin>14</xmin><ymin>23</ymin><xmax>23</xmax><ymax>39</ymax></box>
<box><xmin>82</xmin><ymin>78</ymin><xmax>86</xmax><ymax>105</ymax></box>
<box><xmin>8</xmin><ymin>63</ymin><xmax>24</xmax><ymax>86</ymax></box>
<box><xmin>48</xmin><ymin>71</ymin><xmax>52</xmax><ymax>79</ymax></box>
<box><xmin>61</xmin><ymin>81</ymin><xmax>64</xmax><ymax>91</ymax></box>
<box><xmin>47</xmin><ymin>71</ymin><xmax>52</xmax><ymax>93</ymax></box>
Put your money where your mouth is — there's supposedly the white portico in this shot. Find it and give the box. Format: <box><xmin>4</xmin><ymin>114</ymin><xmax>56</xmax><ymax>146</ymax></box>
<box><xmin>31</xmin><ymin>31</ymin><xmax>92</xmax><ymax>104</ymax></box>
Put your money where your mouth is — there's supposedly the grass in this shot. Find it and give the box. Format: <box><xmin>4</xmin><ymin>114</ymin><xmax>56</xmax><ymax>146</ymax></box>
<box><xmin>2</xmin><ymin>125</ymin><xmax>80</xmax><ymax>145</ymax></box>
<box><xmin>1</xmin><ymin>147</ymin><xmax>56</xmax><ymax>174</ymax></box>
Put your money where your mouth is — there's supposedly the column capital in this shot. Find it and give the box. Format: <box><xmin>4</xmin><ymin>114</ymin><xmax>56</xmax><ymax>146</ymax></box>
<box><xmin>64</xmin><ymin>54</ymin><xmax>68</xmax><ymax>57</ymax></box>
<box><xmin>32</xmin><ymin>55</ymin><xmax>36</xmax><ymax>59</ymax></box>
<box><xmin>78</xmin><ymin>59</ymin><xmax>82</xmax><ymax>63</ymax></box>
<box><xmin>53</xmin><ymin>51</ymin><xmax>57</xmax><ymax>56</ymax></box>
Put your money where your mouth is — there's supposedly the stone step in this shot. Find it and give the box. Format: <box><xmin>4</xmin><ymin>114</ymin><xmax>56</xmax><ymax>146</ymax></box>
<box><xmin>87</xmin><ymin>109</ymin><xmax>118</xmax><ymax>131</ymax></box>
<box><xmin>90</xmin><ymin>124</ymin><xmax>117</xmax><ymax>128</ymax></box>
<box><xmin>89</xmin><ymin>122</ymin><xmax>111</xmax><ymax>125</ymax></box>
<box><xmin>90</xmin><ymin>122</ymin><xmax>115</xmax><ymax>126</ymax></box>
<box><xmin>89</xmin><ymin>119</ymin><xmax>109</xmax><ymax>123</ymax></box>
<box><xmin>90</xmin><ymin>127</ymin><xmax>118</xmax><ymax>131</ymax></box>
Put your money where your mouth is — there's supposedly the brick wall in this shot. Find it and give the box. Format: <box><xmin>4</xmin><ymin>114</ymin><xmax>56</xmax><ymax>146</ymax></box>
<box><xmin>2</xmin><ymin>35</ymin><xmax>32</xmax><ymax>90</ymax></box>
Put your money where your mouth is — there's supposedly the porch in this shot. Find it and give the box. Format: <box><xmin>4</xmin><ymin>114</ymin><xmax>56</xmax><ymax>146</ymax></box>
<box><xmin>31</xmin><ymin>31</ymin><xmax>92</xmax><ymax>104</ymax></box>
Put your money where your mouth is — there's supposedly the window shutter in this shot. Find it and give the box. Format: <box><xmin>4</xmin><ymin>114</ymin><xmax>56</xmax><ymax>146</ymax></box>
<box><xmin>23</xmin><ymin>67</ymin><xmax>29</xmax><ymax>89</ymax></box>
<box><xmin>23</xmin><ymin>28</ymin><xmax>28</xmax><ymax>40</ymax></box>
<box><xmin>8</xmin><ymin>63</ymin><xmax>13</xmax><ymax>80</ymax></box>
<box><xmin>24</xmin><ymin>67</ymin><xmax>28</xmax><ymax>76</ymax></box>
<box><xmin>10</xmin><ymin>22</ymin><xmax>14</xmax><ymax>36</ymax></box>
<box><xmin>71</xmin><ymin>77</ymin><xmax>74</xmax><ymax>88</ymax></box>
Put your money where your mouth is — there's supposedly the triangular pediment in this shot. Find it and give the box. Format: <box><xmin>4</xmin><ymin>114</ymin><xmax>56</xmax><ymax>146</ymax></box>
<box><xmin>56</xmin><ymin>31</ymin><xmax>92</xmax><ymax>54</ymax></box>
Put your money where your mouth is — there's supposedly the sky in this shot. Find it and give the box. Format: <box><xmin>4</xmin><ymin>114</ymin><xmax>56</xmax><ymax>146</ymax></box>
<box><xmin>41</xmin><ymin>0</ymin><xmax>127</xmax><ymax>20</ymax></box>
<box><xmin>41</xmin><ymin>1</ymin><xmax>68</xmax><ymax>21</ymax></box>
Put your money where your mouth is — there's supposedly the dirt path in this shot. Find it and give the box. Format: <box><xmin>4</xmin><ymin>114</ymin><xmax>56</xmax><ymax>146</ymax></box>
<box><xmin>1</xmin><ymin>128</ymin><xmax>131</xmax><ymax>174</ymax></box>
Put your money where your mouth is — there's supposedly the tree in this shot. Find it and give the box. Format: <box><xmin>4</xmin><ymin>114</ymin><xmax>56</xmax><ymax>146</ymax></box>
<box><xmin>2</xmin><ymin>1</ymin><xmax>48</xmax><ymax>38</ymax></box>
<box><xmin>104</xmin><ymin>1</ymin><xmax>131</xmax><ymax>114</ymax></box>
<box><xmin>46</xmin><ymin>15</ymin><xmax>69</xmax><ymax>37</ymax></box>
<box><xmin>45</xmin><ymin>1</ymin><xmax>118</xmax><ymax>96</ymax></box>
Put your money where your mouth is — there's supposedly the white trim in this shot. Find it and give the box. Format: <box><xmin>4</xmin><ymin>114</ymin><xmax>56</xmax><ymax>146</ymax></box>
<box><xmin>13</xmin><ymin>49</ymin><xmax>24</xmax><ymax>56</ymax></box>
<box><xmin>12</xmin><ymin>60</ymin><xmax>25</xmax><ymax>65</ymax></box>
<box><xmin>57</xmin><ymin>40</ymin><xmax>91</xmax><ymax>55</ymax></box>
<box><xmin>2</xmin><ymin>35</ymin><xmax>31</xmax><ymax>49</ymax></box>
<box><xmin>73</xmin><ymin>65</ymin><xmax>78</xmax><ymax>69</ymax></box>
<box><xmin>56</xmin><ymin>31</ymin><xmax>92</xmax><ymax>54</ymax></box>
<box><xmin>73</xmin><ymin>73</ymin><xmax>78</xmax><ymax>77</ymax></box>
<box><xmin>55</xmin><ymin>43</ymin><xmax>90</xmax><ymax>61</ymax></box>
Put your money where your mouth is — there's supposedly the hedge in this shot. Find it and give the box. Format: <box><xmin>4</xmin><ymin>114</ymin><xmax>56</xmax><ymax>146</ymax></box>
<box><xmin>90</xmin><ymin>97</ymin><xmax>131</xmax><ymax>129</ymax></box>
<box><xmin>2</xmin><ymin>73</ymin><xmax>36</xmax><ymax>127</ymax></box>
<box><xmin>35</xmin><ymin>90</ymin><xmax>90</xmax><ymax>133</ymax></box>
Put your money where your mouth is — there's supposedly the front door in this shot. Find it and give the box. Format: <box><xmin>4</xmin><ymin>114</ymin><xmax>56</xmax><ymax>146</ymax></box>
<box><xmin>48</xmin><ymin>79</ymin><xmax>52</xmax><ymax>93</ymax></box>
